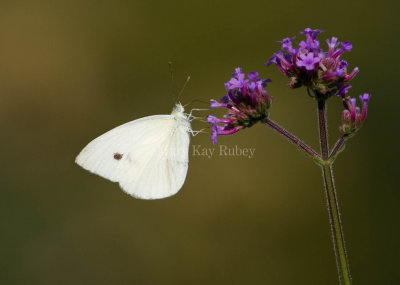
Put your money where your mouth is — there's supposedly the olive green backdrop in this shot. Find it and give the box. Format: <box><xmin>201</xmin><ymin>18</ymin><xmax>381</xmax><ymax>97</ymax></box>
<box><xmin>1</xmin><ymin>0</ymin><xmax>398</xmax><ymax>284</ymax></box>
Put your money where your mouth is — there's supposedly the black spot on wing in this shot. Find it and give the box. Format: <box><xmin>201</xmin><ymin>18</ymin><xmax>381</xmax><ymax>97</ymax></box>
<box><xmin>113</xmin><ymin>153</ymin><xmax>123</xmax><ymax>160</ymax></box>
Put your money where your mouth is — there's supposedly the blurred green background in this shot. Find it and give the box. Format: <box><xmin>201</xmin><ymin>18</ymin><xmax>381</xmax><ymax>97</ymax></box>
<box><xmin>1</xmin><ymin>0</ymin><xmax>399</xmax><ymax>284</ymax></box>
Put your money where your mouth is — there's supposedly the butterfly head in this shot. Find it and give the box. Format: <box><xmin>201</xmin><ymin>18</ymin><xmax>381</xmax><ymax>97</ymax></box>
<box><xmin>172</xmin><ymin>103</ymin><xmax>185</xmax><ymax>114</ymax></box>
<box><xmin>171</xmin><ymin>102</ymin><xmax>191</xmax><ymax>125</ymax></box>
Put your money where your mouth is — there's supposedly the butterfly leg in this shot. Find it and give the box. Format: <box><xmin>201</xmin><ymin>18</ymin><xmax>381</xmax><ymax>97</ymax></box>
<box><xmin>190</xmin><ymin>128</ymin><xmax>207</xmax><ymax>136</ymax></box>
<box><xmin>187</xmin><ymin>108</ymin><xmax>209</xmax><ymax>120</ymax></box>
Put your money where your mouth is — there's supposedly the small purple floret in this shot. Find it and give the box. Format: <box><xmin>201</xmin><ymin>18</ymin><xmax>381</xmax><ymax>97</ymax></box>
<box><xmin>296</xmin><ymin>53</ymin><xmax>321</xmax><ymax>70</ymax></box>
<box><xmin>210</xmin><ymin>99</ymin><xmax>228</xmax><ymax>109</ymax></box>
<box><xmin>279</xmin><ymin>36</ymin><xmax>296</xmax><ymax>51</ymax></box>
<box><xmin>341</xmin><ymin>41</ymin><xmax>353</xmax><ymax>52</ymax></box>
<box><xmin>359</xmin><ymin>93</ymin><xmax>371</xmax><ymax>102</ymax></box>
<box><xmin>337</xmin><ymin>84</ymin><xmax>352</xmax><ymax>98</ymax></box>
<box><xmin>300</xmin><ymin>28</ymin><xmax>323</xmax><ymax>39</ymax></box>
<box><xmin>327</xmin><ymin>37</ymin><xmax>338</xmax><ymax>50</ymax></box>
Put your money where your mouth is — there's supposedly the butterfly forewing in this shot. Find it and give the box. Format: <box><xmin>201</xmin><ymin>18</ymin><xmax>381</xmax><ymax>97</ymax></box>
<box><xmin>76</xmin><ymin>111</ymin><xmax>190</xmax><ymax>199</ymax></box>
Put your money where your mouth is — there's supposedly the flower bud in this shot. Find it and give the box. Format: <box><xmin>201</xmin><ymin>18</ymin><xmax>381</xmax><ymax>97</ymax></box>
<box><xmin>339</xmin><ymin>94</ymin><xmax>371</xmax><ymax>135</ymax></box>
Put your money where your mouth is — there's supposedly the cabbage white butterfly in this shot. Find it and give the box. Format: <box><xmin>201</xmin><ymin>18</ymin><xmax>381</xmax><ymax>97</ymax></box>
<box><xmin>76</xmin><ymin>103</ymin><xmax>192</xmax><ymax>200</ymax></box>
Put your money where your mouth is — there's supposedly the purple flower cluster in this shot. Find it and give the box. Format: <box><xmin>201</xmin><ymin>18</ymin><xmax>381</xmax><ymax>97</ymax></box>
<box><xmin>207</xmin><ymin>68</ymin><xmax>272</xmax><ymax>144</ymax></box>
<box><xmin>267</xmin><ymin>28</ymin><xmax>359</xmax><ymax>98</ymax></box>
<box><xmin>339</xmin><ymin>93</ymin><xmax>371</xmax><ymax>134</ymax></box>
<box><xmin>206</xmin><ymin>28</ymin><xmax>371</xmax><ymax>145</ymax></box>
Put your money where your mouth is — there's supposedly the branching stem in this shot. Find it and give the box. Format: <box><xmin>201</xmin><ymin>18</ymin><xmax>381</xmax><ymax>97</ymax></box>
<box><xmin>264</xmin><ymin>119</ymin><xmax>323</xmax><ymax>164</ymax></box>
<box><xmin>263</xmin><ymin>99</ymin><xmax>353</xmax><ymax>285</ymax></box>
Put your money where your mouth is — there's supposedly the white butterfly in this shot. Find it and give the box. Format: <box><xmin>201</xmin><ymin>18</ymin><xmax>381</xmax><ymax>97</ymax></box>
<box><xmin>76</xmin><ymin>103</ymin><xmax>193</xmax><ymax>200</ymax></box>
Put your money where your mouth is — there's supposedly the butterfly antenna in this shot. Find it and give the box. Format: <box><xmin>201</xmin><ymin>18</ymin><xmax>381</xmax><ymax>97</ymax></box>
<box><xmin>168</xmin><ymin>61</ymin><xmax>175</xmax><ymax>103</ymax></box>
<box><xmin>176</xmin><ymin>76</ymin><xmax>191</xmax><ymax>102</ymax></box>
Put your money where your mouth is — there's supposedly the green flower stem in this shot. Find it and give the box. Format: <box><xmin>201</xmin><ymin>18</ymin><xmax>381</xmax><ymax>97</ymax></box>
<box><xmin>328</xmin><ymin>135</ymin><xmax>348</xmax><ymax>163</ymax></box>
<box><xmin>321</xmin><ymin>164</ymin><xmax>352</xmax><ymax>285</ymax></box>
<box><xmin>317</xmin><ymin>100</ymin><xmax>330</xmax><ymax>159</ymax></box>
<box><xmin>264</xmin><ymin>119</ymin><xmax>323</xmax><ymax>164</ymax></box>
<box><xmin>317</xmin><ymin>99</ymin><xmax>352</xmax><ymax>285</ymax></box>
